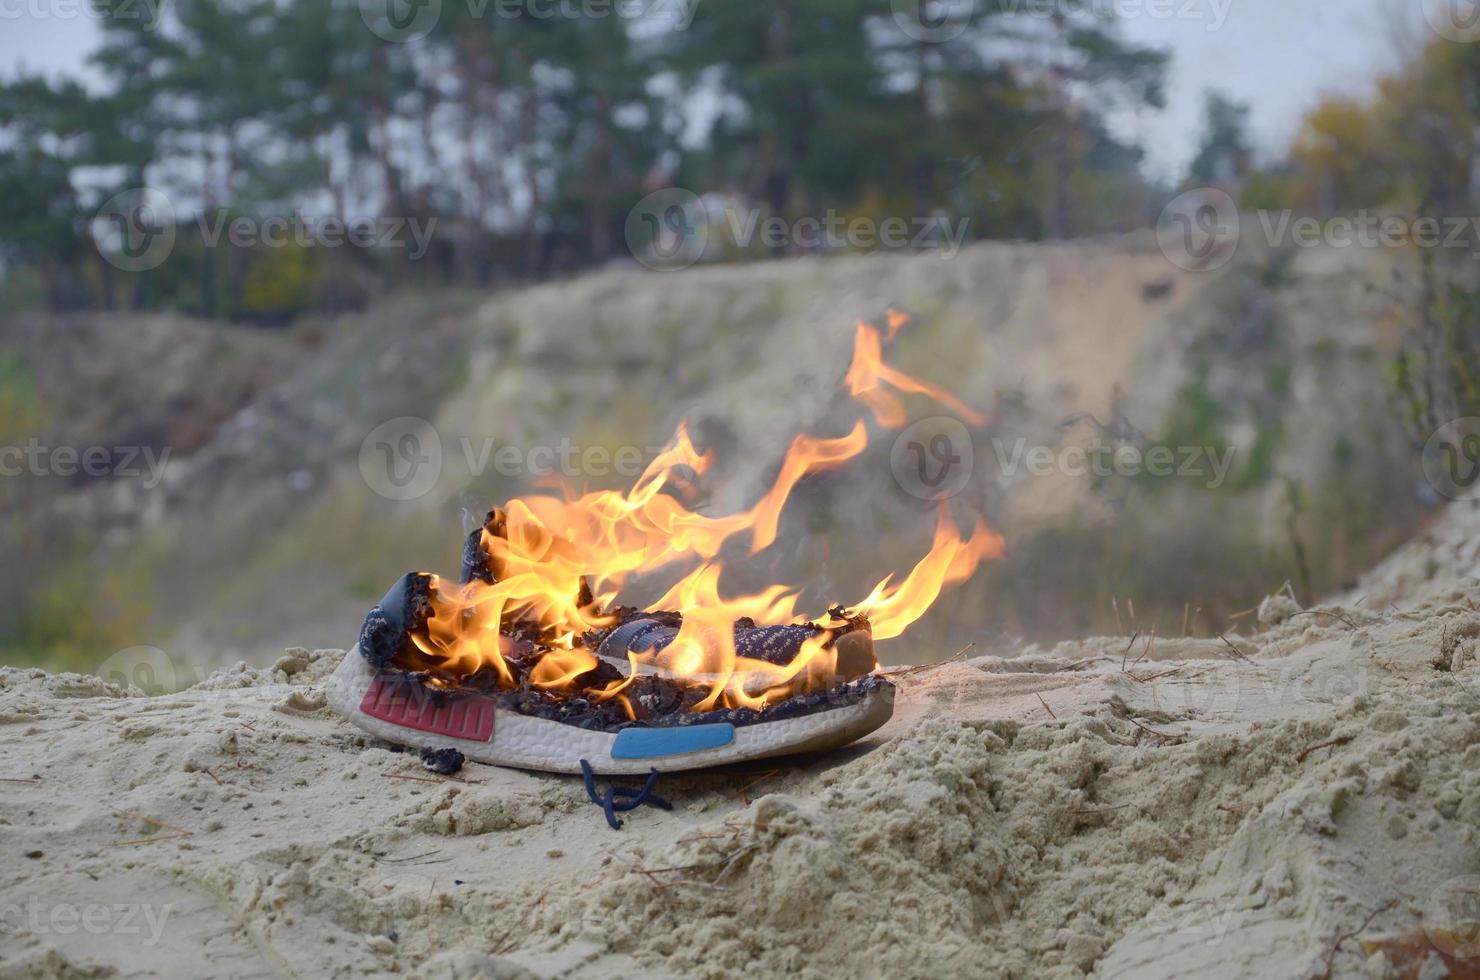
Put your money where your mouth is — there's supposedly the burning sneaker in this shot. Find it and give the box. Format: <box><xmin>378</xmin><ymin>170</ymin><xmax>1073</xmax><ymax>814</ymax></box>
<box><xmin>327</xmin><ymin>570</ymin><xmax>896</xmax><ymax>774</ymax></box>
<box><xmin>328</xmin><ymin>311</ymin><xmax>1003</xmax><ymax>774</ymax></box>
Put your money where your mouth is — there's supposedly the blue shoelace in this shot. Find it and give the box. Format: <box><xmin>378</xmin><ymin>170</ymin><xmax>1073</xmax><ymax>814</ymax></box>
<box><xmin>579</xmin><ymin>759</ymin><xmax>673</xmax><ymax>829</ymax></box>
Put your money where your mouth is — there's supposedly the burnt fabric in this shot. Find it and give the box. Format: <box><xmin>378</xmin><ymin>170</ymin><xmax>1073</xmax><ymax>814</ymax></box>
<box><xmin>460</xmin><ymin>510</ymin><xmax>503</xmax><ymax>585</ymax></box>
<box><xmin>597</xmin><ymin>618</ymin><xmax>824</xmax><ymax>666</ymax></box>
<box><xmin>358</xmin><ymin>572</ymin><xmax>434</xmax><ymax>669</ymax></box>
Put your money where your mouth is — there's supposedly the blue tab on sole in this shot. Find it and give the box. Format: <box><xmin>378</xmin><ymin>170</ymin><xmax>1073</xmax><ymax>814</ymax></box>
<box><xmin>611</xmin><ymin>723</ymin><xmax>736</xmax><ymax>759</ymax></box>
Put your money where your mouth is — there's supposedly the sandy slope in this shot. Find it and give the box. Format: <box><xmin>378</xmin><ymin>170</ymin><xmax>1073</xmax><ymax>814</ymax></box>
<box><xmin>4</xmin><ymin>502</ymin><xmax>1480</xmax><ymax>979</ymax></box>
<box><xmin>11</xmin><ymin>234</ymin><xmax>1421</xmax><ymax>668</ymax></box>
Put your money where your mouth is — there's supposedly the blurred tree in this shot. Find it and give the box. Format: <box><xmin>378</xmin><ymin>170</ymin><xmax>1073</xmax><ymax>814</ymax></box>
<box><xmin>669</xmin><ymin>0</ymin><xmax>888</xmax><ymax>243</ymax></box>
<box><xmin>0</xmin><ymin>76</ymin><xmax>102</xmax><ymax>308</ymax></box>
<box><xmin>0</xmin><ymin>0</ymin><xmax>1167</xmax><ymax>316</ymax></box>
<box><xmin>1188</xmin><ymin>91</ymin><xmax>1251</xmax><ymax>188</ymax></box>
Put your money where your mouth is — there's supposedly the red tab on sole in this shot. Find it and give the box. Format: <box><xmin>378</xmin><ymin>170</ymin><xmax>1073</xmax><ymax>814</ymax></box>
<box><xmin>359</xmin><ymin>674</ymin><xmax>495</xmax><ymax>742</ymax></box>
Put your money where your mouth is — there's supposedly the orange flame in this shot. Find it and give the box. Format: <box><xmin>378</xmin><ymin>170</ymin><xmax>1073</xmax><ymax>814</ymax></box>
<box><xmin>844</xmin><ymin>316</ymin><xmax>989</xmax><ymax>429</ymax></box>
<box><xmin>399</xmin><ymin>313</ymin><xmax>1001</xmax><ymax>711</ymax></box>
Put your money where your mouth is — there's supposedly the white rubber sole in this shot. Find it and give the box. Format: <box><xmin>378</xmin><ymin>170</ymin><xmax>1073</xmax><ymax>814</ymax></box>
<box><xmin>326</xmin><ymin>648</ymin><xmax>895</xmax><ymax>775</ymax></box>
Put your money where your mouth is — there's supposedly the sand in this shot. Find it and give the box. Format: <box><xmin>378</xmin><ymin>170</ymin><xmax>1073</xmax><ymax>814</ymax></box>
<box><xmin>4</xmin><ymin>502</ymin><xmax>1480</xmax><ymax>979</ymax></box>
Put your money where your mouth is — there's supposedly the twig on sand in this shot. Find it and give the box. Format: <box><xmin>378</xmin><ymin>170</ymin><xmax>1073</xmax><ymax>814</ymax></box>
<box><xmin>113</xmin><ymin>809</ymin><xmax>190</xmax><ymax>836</ymax></box>
<box><xmin>1289</xmin><ymin>609</ymin><xmax>1359</xmax><ymax>630</ymax></box>
<box><xmin>1120</xmin><ymin>630</ymin><xmax>1142</xmax><ymax>671</ymax></box>
<box><xmin>1129</xmin><ymin>628</ymin><xmax>1158</xmax><ymax>671</ymax></box>
<box><xmin>1216</xmin><ymin>633</ymin><xmax>1255</xmax><ymax>664</ymax></box>
<box><xmin>491</xmin><ymin>889</ymin><xmax>548</xmax><ymax>955</ymax></box>
<box><xmin>0</xmin><ymin>776</ymin><xmax>40</xmax><ymax>783</ymax></box>
<box><xmin>1036</xmin><ymin>694</ymin><xmax>1056</xmax><ymax>719</ymax></box>
<box><xmin>375</xmin><ymin>849</ymin><xmax>445</xmax><ymax>864</ymax></box>
<box><xmin>1321</xmin><ymin>900</ymin><xmax>1396</xmax><ymax>979</ymax></box>
<box><xmin>734</xmin><ymin>770</ymin><xmax>781</xmax><ymax>805</ymax></box>
<box><xmin>1296</xmin><ymin>735</ymin><xmax>1355</xmax><ymax>763</ymax></box>
<box><xmin>110</xmin><ymin>809</ymin><xmax>193</xmax><ymax>847</ymax></box>
<box><xmin>628</xmin><ymin>863</ymin><xmax>681</xmax><ymax>892</ymax></box>
<box><xmin>1125</xmin><ymin>716</ymin><xmax>1186</xmax><ymax>744</ymax></box>
<box><xmin>1072</xmin><ymin>802</ymin><xmax>1143</xmax><ymax>818</ymax></box>
<box><xmin>109</xmin><ymin>836</ymin><xmax>189</xmax><ymax>848</ymax></box>
<box><xmin>886</xmin><ymin>643</ymin><xmax>975</xmax><ymax>682</ymax></box>
<box><xmin>384</xmin><ymin>771</ymin><xmax>482</xmax><ymax>786</ymax></box>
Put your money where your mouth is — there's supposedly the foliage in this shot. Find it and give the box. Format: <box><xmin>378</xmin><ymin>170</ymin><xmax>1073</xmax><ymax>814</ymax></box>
<box><xmin>1189</xmin><ymin>91</ymin><xmax>1251</xmax><ymax>186</ymax></box>
<box><xmin>0</xmin><ymin>0</ymin><xmax>1167</xmax><ymax>320</ymax></box>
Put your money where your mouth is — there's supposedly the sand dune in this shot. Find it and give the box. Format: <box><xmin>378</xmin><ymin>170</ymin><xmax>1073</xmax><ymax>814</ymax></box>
<box><xmin>4</xmin><ymin>500</ymin><xmax>1478</xmax><ymax>978</ymax></box>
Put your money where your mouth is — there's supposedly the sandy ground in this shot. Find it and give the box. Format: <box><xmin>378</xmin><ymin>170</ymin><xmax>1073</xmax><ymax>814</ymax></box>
<box><xmin>4</xmin><ymin>501</ymin><xmax>1480</xmax><ymax>979</ymax></box>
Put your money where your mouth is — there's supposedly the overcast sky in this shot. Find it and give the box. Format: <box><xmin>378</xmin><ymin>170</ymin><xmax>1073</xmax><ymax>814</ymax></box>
<box><xmin>0</xmin><ymin>0</ymin><xmax>1443</xmax><ymax>181</ymax></box>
